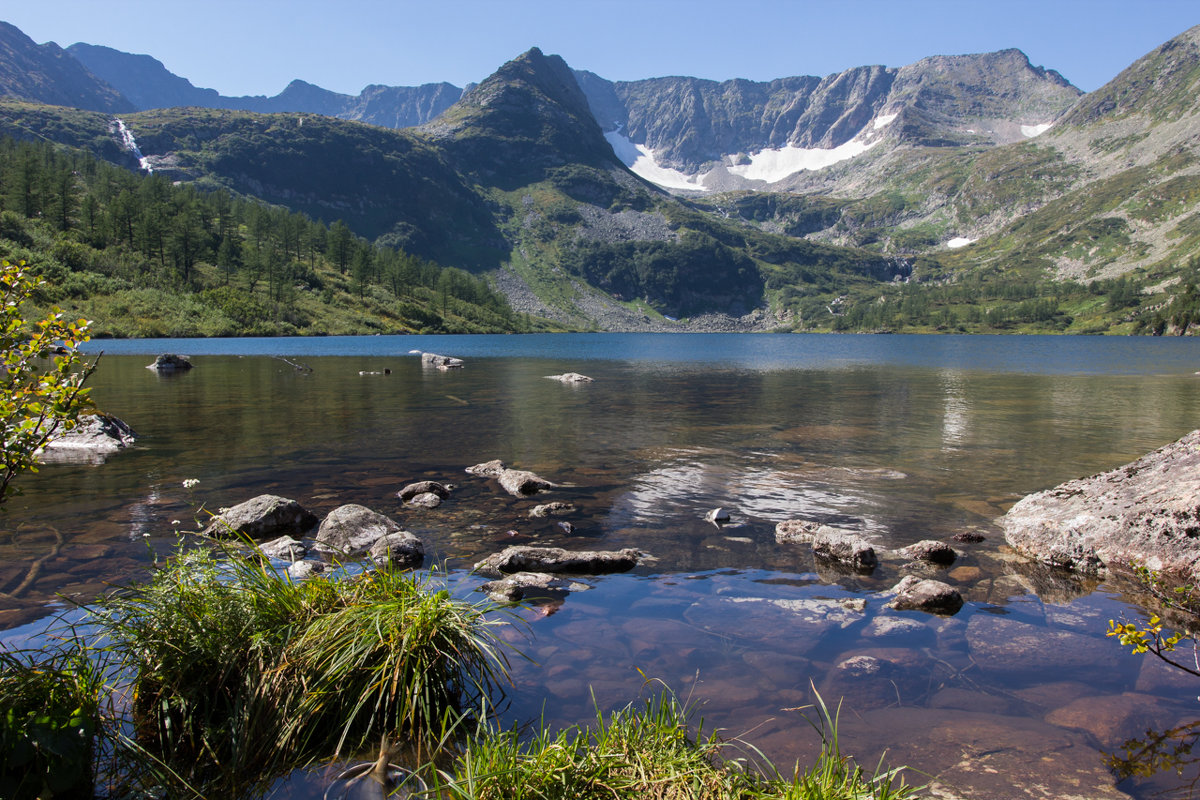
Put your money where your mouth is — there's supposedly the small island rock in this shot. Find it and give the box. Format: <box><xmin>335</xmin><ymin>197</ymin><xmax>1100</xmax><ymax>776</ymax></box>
<box><xmin>147</xmin><ymin>353</ymin><xmax>192</xmax><ymax>371</ymax></box>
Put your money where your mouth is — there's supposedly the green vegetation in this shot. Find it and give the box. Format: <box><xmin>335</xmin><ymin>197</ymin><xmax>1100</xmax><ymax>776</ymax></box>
<box><xmin>0</xmin><ymin>644</ymin><xmax>103</xmax><ymax>800</ymax></box>
<box><xmin>0</xmin><ymin>259</ymin><xmax>94</xmax><ymax>506</ymax></box>
<box><xmin>91</xmin><ymin>542</ymin><xmax>509</xmax><ymax>788</ymax></box>
<box><xmin>1107</xmin><ymin>565</ymin><xmax>1200</xmax><ymax>678</ymax></box>
<box><xmin>0</xmin><ymin>135</ymin><xmax>536</xmax><ymax>336</ymax></box>
<box><xmin>433</xmin><ymin>691</ymin><xmax>917</xmax><ymax>800</ymax></box>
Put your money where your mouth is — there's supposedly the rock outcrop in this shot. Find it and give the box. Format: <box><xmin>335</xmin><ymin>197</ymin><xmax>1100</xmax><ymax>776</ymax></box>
<box><xmin>999</xmin><ymin>429</ymin><xmax>1200</xmax><ymax>579</ymax></box>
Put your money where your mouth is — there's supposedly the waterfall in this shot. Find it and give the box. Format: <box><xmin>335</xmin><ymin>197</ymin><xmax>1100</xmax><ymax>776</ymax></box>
<box><xmin>111</xmin><ymin>118</ymin><xmax>153</xmax><ymax>173</ymax></box>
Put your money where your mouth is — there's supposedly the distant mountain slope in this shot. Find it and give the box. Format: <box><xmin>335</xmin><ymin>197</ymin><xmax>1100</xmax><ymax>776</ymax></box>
<box><xmin>66</xmin><ymin>42</ymin><xmax>461</xmax><ymax>127</ymax></box>
<box><xmin>0</xmin><ymin>22</ymin><xmax>131</xmax><ymax>112</ymax></box>
<box><xmin>577</xmin><ymin>49</ymin><xmax>1080</xmax><ymax>193</ymax></box>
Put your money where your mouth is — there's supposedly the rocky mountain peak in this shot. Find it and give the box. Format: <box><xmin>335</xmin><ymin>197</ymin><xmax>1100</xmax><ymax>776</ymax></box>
<box><xmin>0</xmin><ymin>22</ymin><xmax>132</xmax><ymax>112</ymax></box>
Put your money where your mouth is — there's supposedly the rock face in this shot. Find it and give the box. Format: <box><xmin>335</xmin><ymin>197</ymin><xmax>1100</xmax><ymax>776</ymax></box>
<box><xmin>474</xmin><ymin>545</ymin><xmax>640</xmax><ymax>578</ymax></box>
<box><xmin>203</xmin><ymin>495</ymin><xmax>318</xmax><ymax>540</ymax></box>
<box><xmin>316</xmin><ymin>504</ymin><xmax>405</xmax><ymax>556</ymax></box>
<box><xmin>40</xmin><ymin>413</ymin><xmax>136</xmax><ymax>463</ymax></box>
<box><xmin>999</xmin><ymin>429</ymin><xmax>1200</xmax><ymax>579</ymax></box>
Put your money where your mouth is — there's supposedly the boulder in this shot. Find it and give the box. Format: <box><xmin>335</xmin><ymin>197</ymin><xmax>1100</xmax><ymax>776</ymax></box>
<box><xmin>474</xmin><ymin>545</ymin><xmax>640</xmax><ymax>578</ymax></box>
<box><xmin>999</xmin><ymin>429</ymin><xmax>1200</xmax><ymax>580</ymax></box>
<box><xmin>420</xmin><ymin>352</ymin><xmax>463</xmax><ymax>369</ymax></box>
<box><xmin>40</xmin><ymin>413</ymin><xmax>136</xmax><ymax>463</ymax></box>
<box><xmin>545</xmin><ymin>372</ymin><xmax>593</xmax><ymax>383</ymax></box>
<box><xmin>812</xmin><ymin>529</ymin><xmax>877</xmax><ymax>573</ymax></box>
<box><xmin>147</xmin><ymin>353</ymin><xmax>192</xmax><ymax>371</ymax></box>
<box><xmin>407</xmin><ymin>493</ymin><xmax>443</xmax><ymax>509</ymax></box>
<box><xmin>886</xmin><ymin>575</ymin><xmax>963</xmax><ymax>615</ymax></box>
<box><xmin>901</xmin><ymin>539</ymin><xmax>958</xmax><ymax>565</ymax></box>
<box><xmin>397</xmin><ymin>480</ymin><xmax>451</xmax><ymax>502</ymax></box>
<box><xmin>315</xmin><ymin>504</ymin><xmax>402</xmax><ymax>556</ymax></box>
<box><xmin>368</xmin><ymin>530</ymin><xmax>425</xmax><ymax>569</ymax></box>
<box><xmin>203</xmin><ymin>495</ymin><xmax>318</xmax><ymax>540</ymax></box>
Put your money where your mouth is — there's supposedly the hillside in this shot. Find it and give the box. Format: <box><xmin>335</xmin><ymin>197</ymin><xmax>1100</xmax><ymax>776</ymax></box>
<box><xmin>0</xmin><ymin>22</ymin><xmax>131</xmax><ymax>113</ymax></box>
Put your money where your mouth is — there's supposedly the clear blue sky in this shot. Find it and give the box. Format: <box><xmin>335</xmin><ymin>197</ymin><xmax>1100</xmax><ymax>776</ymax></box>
<box><xmin>5</xmin><ymin>0</ymin><xmax>1197</xmax><ymax>96</ymax></box>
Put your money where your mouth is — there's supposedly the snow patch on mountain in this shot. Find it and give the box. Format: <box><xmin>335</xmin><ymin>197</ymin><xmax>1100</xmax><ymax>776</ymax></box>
<box><xmin>873</xmin><ymin>113</ymin><xmax>898</xmax><ymax>130</ymax></box>
<box><xmin>604</xmin><ymin>129</ymin><xmax>711</xmax><ymax>192</ymax></box>
<box><xmin>727</xmin><ymin>136</ymin><xmax>880</xmax><ymax>183</ymax></box>
<box><xmin>1021</xmin><ymin>123</ymin><xmax>1052</xmax><ymax>138</ymax></box>
<box><xmin>946</xmin><ymin>237</ymin><xmax>977</xmax><ymax>249</ymax></box>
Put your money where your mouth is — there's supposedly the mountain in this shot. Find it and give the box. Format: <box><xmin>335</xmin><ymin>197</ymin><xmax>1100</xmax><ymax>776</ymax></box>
<box><xmin>0</xmin><ymin>22</ymin><xmax>131</xmax><ymax>112</ymax></box>
<box><xmin>66</xmin><ymin>42</ymin><xmax>461</xmax><ymax>127</ymax></box>
<box><xmin>576</xmin><ymin>49</ymin><xmax>1081</xmax><ymax>193</ymax></box>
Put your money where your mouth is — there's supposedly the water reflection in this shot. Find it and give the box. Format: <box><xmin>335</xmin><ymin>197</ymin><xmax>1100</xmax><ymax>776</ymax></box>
<box><xmin>5</xmin><ymin>336</ymin><xmax>1200</xmax><ymax>799</ymax></box>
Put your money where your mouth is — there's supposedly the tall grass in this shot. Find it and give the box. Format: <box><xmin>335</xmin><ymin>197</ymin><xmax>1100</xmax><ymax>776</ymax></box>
<box><xmin>91</xmin><ymin>542</ymin><xmax>511</xmax><ymax>785</ymax></box>
<box><xmin>429</xmin><ymin>688</ymin><xmax>919</xmax><ymax>800</ymax></box>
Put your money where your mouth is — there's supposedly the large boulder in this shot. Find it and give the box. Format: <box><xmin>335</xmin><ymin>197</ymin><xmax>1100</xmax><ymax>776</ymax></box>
<box><xmin>474</xmin><ymin>546</ymin><xmax>640</xmax><ymax>578</ymax></box>
<box><xmin>39</xmin><ymin>413</ymin><xmax>136</xmax><ymax>463</ymax></box>
<box><xmin>999</xmin><ymin>429</ymin><xmax>1200</xmax><ymax>579</ymax></box>
<box><xmin>368</xmin><ymin>530</ymin><xmax>425</xmax><ymax>569</ymax></box>
<box><xmin>315</xmin><ymin>504</ymin><xmax>404</xmax><ymax>556</ymax></box>
<box><xmin>421</xmin><ymin>352</ymin><xmax>463</xmax><ymax>369</ymax></box>
<box><xmin>147</xmin><ymin>353</ymin><xmax>192</xmax><ymax>371</ymax></box>
<box><xmin>203</xmin><ymin>495</ymin><xmax>318</xmax><ymax>540</ymax></box>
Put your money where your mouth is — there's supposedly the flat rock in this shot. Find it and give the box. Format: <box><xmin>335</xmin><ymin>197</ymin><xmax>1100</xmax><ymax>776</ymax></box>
<box><xmin>999</xmin><ymin>429</ymin><xmax>1200</xmax><ymax>579</ymax></box>
<box><xmin>474</xmin><ymin>545</ymin><xmax>640</xmax><ymax>578</ymax></box>
<box><xmin>478</xmin><ymin>571</ymin><xmax>591</xmax><ymax>602</ymax></box>
<box><xmin>367</xmin><ymin>530</ymin><xmax>425</xmax><ymax>569</ymax></box>
<box><xmin>40</xmin><ymin>413</ymin><xmax>136</xmax><ymax>463</ymax></box>
<box><xmin>1044</xmin><ymin>692</ymin><xmax>1173</xmax><ymax>748</ymax></box>
<box><xmin>545</xmin><ymin>372</ymin><xmax>593</xmax><ymax>383</ymax></box>
<box><xmin>466</xmin><ymin>459</ymin><xmax>507</xmax><ymax>477</ymax></box>
<box><xmin>315</xmin><ymin>504</ymin><xmax>402</xmax><ymax>556</ymax></box>
<box><xmin>774</xmin><ymin>519</ymin><xmax>823</xmax><ymax>543</ymax></box>
<box><xmin>203</xmin><ymin>494</ymin><xmax>318</xmax><ymax>540</ymax></box>
<box><xmin>529</xmin><ymin>502</ymin><xmax>576</xmax><ymax>518</ymax></box>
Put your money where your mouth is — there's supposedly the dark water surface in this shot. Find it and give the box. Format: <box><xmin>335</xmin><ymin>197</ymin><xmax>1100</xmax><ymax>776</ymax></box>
<box><xmin>7</xmin><ymin>333</ymin><xmax>1200</xmax><ymax>799</ymax></box>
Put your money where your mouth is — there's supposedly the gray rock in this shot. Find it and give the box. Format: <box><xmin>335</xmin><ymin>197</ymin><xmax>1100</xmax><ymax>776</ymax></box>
<box><xmin>545</xmin><ymin>372</ymin><xmax>593</xmax><ymax>383</ymax></box>
<box><xmin>368</xmin><ymin>530</ymin><xmax>425</xmax><ymax>569</ymax></box>
<box><xmin>999</xmin><ymin>429</ymin><xmax>1200</xmax><ymax>580</ymax></box>
<box><xmin>397</xmin><ymin>480</ymin><xmax>450</xmax><ymax>502</ymax></box>
<box><xmin>286</xmin><ymin>560</ymin><xmax>327</xmax><ymax>580</ymax></box>
<box><xmin>812</xmin><ymin>529</ymin><xmax>877</xmax><ymax>573</ymax></box>
<box><xmin>315</xmin><ymin>504</ymin><xmax>402</xmax><ymax>556</ymax></box>
<box><xmin>705</xmin><ymin>507</ymin><xmax>731</xmax><ymax>524</ymax></box>
<box><xmin>466</xmin><ymin>459</ymin><xmax>507</xmax><ymax>477</ymax></box>
<box><xmin>864</xmin><ymin>615</ymin><xmax>930</xmax><ymax>639</ymax></box>
<box><xmin>887</xmin><ymin>575</ymin><xmax>963</xmax><ymax>615</ymax></box>
<box><xmin>478</xmin><ymin>571</ymin><xmax>591</xmax><ymax>602</ymax></box>
<box><xmin>407</xmin><ymin>492</ymin><xmax>443</xmax><ymax>509</ymax></box>
<box><xmin>260</xmin><ymin>535</ymin><xmax>306</xmax><ymax>561</ymax></box>
<box><xmin>498</xmin><ymin>468</ymin><xmax>558</xmax><ymax>497</ymax></box>
<box><xmin>901</xmin><ymin>539</ymin><xmax>958</xmax><ymax>565</ymax></box>
<box><xmin>203</xmin><ymin>494</ymin><xmax>318</xmax><ymax>540</ymax></box>
<box><xmin>474</xmin><ymin>545</ymin><xmax>640</xmax><ymax>578</ymax></box>
<box><xmin>147</xmin><ymin>353</ymin><xmax>192</xmax><ymax>371</ymax></box>
<box><xmin>774</xmin><ymin>519</ymin><xmax>823</xmax><ymax>543</ymax></box>
<box><xmin>40</xmin><ymin>413</ymin><xmax>136</xmax><ymax>463</ymax></box>
<box><xmin>529</xmin><ymin>502</ymin><xmax>576</xmax><ymax>518</ymax></box>
<box><xmin>420</xmin><ymin>352</ymin><xmax>463</xmax><ymax>369</ymax></box>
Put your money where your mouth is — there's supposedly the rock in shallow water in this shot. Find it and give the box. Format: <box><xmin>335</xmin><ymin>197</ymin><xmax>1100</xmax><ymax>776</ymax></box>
<box><xmin>474</xmin><ymin>545</ymin><xmax>640</xmax><ymax>577</ymax></box>
<box><xmin>315</xmin><ymin>504</ymin><xmax>403</xmax><ymax>556</ymax></box>
<box><xmin>203</xmin><ymin>494</ymin><xmax>318</xmax><ymax>540</ymax></box>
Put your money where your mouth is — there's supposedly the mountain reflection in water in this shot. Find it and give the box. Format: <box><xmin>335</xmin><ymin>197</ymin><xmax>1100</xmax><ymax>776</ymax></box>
<box><xmin>5</xmin><ymin>333</ymin><xmax>1200</xmax><ymax>800</ymax></box>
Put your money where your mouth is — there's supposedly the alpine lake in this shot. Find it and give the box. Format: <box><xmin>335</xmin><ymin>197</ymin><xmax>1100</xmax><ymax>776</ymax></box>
<box><xmin>6</xmin><ymin>332</ymin><xmax>1200</xmax><ymax>800</ymax></box>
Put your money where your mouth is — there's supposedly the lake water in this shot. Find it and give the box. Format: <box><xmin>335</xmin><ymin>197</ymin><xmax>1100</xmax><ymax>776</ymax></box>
<box><xmin>6</xmin><ymin>333</ymin><xmax>1200</xmax><ymax>799</ymax></box>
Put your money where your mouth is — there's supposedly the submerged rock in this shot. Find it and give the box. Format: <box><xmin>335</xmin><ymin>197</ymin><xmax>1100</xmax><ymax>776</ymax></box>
<box><xmin>529</xmin><ymin>502</ymin><xmax>576</xmax><ymax>518</ymax></box>
<box><xmin>999</xmin><ymin>429</ymin><xmax>1200</xmax><ymax>580</ymax></box>
<box><xmin>203</xmin><ymin>495</ymin><xmax>318</xmax><ymax>540</ymax></box>
<box><xmin>40</xmin><ymin>413</ymin><xmax>136</xmax><ymax>463</ymax></box>
<box><xmin>147</xmin><ymin>353</ymin><xmax>192</xmax><ymax>371</ymax></box>
<box><xmin>316</xmin><ymin>504</ymin><xmax>404</xmax><ymax>556</ymax></box>
<box><xmin>474</xmin><ymin>545</ymin><xmax>640</xmax><ymax>578</ymax></box>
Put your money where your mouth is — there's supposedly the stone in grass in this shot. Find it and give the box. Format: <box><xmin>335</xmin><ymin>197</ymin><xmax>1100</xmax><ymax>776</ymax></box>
<box><xmin>259</xmin><ymin>535</ymin><xmax>306</xmax><ymax>562</ymax></box>
<box><xmin>368</xmin><ymin>531</ymin><xmax>425</xmax><ymax>569</ymax></box>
